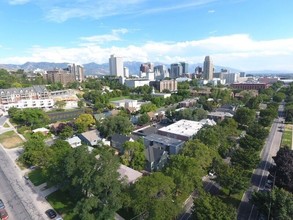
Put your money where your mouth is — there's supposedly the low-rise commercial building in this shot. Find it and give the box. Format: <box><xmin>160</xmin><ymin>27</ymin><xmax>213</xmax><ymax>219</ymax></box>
<box><xmin>157</xmin><ymin>119</ymin><xmax>216</xmax><ymax>141</ymax></box>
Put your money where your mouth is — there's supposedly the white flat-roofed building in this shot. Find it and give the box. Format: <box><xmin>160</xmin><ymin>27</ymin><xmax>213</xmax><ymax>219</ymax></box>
<box><xmin>157</xmin><ymin>119</ymin><xmax>216</xmax><ymax>141</ymax></box>
<box><xmin>123</xmin><ymin>79</ymin><xmax>150</xmax><ymax>88</ymax></box>
<box><xmin>118</xmin><ymin>164</ymin><xmax>143</xmax><ymax>184</ymax></box>
<box><xmin>2</xmin><ymin>98</ymin><xmax>54</xmax><ymax>111</ymax></box>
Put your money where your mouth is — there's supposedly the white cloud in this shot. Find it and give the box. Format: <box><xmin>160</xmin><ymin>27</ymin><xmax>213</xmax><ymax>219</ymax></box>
<box><xmin>7</xmin><ymin>0</ymin><xmax>217</xmax><ymax>22</ymax></box>
<box><xmin>208</xmin><ymin>9</ymin><xmax>215</xmax><ymax>13</ymax></box>
<box><xmin>2</xmin><ymin>34</ymin><xmax>293</xmax><ymax>71</ymax></box>
<box><xmin>8</xmin><ymin>0</ymin><xmax>31</xmax><ymax>5</ymax></box>
<box><xmin>80</xmin><ymin>28</ymin><xmax>128</xmax><ymax>44</ymax></box>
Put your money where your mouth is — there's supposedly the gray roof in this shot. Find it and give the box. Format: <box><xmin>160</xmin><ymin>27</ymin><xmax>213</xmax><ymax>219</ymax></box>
<box><xmin>80</xmin><ymin>130</ymin><xmax>101</xmax><ymax>141</ymax></box>
<box><xmin>111</xmin><ymin>133</ymin><xmax>132</xmax><ymax>145</ymax></box>
<box><xmin>145</xmin><ymin>147</ymin><xmax>166</xmax><ymax>163</ymax></box>
<box><xmin>144</xmin><ymin>133</ymin><xmax>184</xmax><ymax>147</ymax></box>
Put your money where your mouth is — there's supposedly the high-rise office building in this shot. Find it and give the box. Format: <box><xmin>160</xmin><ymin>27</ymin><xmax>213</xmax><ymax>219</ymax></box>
<box><xmin>124</xmin><ymin>67</ymin><xmax>129</xmax><ymax>78</ymax></box>
<box><xmin>67</xmin><ymin>63</ymin><xmax>84</xmax><ymax>82</ymax></box>
<box><xmin>140</xmin><ymin>62</ymin><xmax>154</xmax><ymax>73</ymax></box>
<box><xmin>203</xmin><ymin>56</ymin><xmax>214</xmax><ymax>80</ymax></box>
<box><xmin>170</xmin><ymin>63</ymin><xmax>183</xmax><ymax>78</ymax></box>
<box><xmin>109</xmin><ymin>54</ymin><xmax>124</xmax><ymax>77</ymax></box>
<box><xmin>180</xmin><ymin>62</ymin><xmax>189</xmax><ymax>74</ymax></box>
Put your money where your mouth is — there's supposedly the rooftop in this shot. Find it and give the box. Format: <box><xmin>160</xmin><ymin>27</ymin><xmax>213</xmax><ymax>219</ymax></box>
<box><xmin>80</xmin><ymin>130</ymin><xmax>100</xmax><ymax>141</ymax></box>
<box><xmin>118</xmin><ymin>164</ymin><xmax>142</xmax><ymax>184</ymax></box>
<box><xmin>144</xmin><ymin>133</ymin><xmax>184</xmax><ymax>147</ymax></box>
<box><xmin>158</xmin><ymin>119</ymin><xmax>203</xmax><ymax>138</ymax></box>
<box><xmin>158</xmin><ymin>119</ymin><xmax>216</xmax><ymax>138</ymax></box>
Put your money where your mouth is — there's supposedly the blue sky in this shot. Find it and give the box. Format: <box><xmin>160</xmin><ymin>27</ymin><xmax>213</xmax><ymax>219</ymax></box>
<box><xmin>1</xmin><ymin>0</ymin><xmax>293</xmax><ymax>71</ymax></box>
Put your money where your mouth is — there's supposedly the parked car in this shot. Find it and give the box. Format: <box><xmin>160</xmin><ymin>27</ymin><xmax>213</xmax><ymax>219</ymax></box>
<box><xmin>0</xmin><ymin>208</ymin><xmax>8</xmax><ymax>220</ymax></box>
<box><xmin>208</xmin><ymin>170</ymin><xmax>216</xmax><ymax>177</ymax></box>
<box><xmin>45</xmin><ymin>209</ymin><xmax>57</xmax><ymax>219</ymax></box>
<box><xmin>0</xmin><ymin>199</ymin><xmax>4</xmax><ymax>209</ymax></box>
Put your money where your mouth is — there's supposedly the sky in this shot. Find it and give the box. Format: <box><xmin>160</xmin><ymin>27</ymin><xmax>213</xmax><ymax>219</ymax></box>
<box><xmin>0</xmin><ymin>0</ymin><xmax>293</xmax><ymax>71</ymax></box>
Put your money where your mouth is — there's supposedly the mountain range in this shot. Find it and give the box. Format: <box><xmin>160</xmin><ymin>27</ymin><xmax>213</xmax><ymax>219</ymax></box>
<box><xmin>0</xmin><ymin>61</ymin><xmax>243</xmax><ymax>75</ymax></box>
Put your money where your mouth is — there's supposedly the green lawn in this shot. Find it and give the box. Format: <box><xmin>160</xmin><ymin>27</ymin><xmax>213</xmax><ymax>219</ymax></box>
<box><xmin>46</xmin><ymin>190</ymin><xmax>78</xmax><ymax>220</ymax></box>
<box><xmin>28</xmin><ymin>169</ymin><xmax>47</xmax><ymax>186</ymax></box>
<box><xmin>109</xmin><ymin>96</ymin><xmax>131</xmax><ymax>101</ymax></box>
<box><xmin>281</xmin><ymin>125</ymin><xmax>292</xmax><ymax>148</ymax></box>
<box><xmin>3</xmin><ymin>123</ymin><xmax>10</xmax><ymax>128</ymax></box>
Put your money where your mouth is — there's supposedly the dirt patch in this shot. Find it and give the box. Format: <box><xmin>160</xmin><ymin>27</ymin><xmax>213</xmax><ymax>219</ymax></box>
<box><xmin>0</xmin><ymin>131</ymin><xmax>24</xmax><ymax>149</ymax></box>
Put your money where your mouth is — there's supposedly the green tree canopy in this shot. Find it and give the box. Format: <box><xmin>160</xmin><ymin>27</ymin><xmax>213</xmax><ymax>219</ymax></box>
<box><xmin>272</xmin><ymin>147</ymin><xmax>293</xmax><ymax>192</ymax></box>
<box><xmin>75</xmin><ymin>113</ymin><xmax>95</xmax><ymax>132</ymax></box>
<box><xmin>98</xmin><ymin>115</ymin><xmax>133</xmax><ymax>137</ymax></box>
<box><xmin>130</xmin><ymin>172</ymin><xmax>181</xmax><ymax>220</ymax></box>
<box><xmin>65</xmin><ymin>147</ymin><xmax>123</xmax><ymax>219</ymax></box>
<box><xmin>234</xmin><ymin>107</ymin><xmax>256</xmax><ymax>127</ymax></box>
<box><xmin>250</xmin><ymin>187</ymin><xmax>293</xmax><ymax>220</ymax></box>
<box><xmin>121</xmin><ymin>140</ymin><xmax>145</xmax><ymax>170</ymax></box>
<box><xmin>193</xmin><ymin>192</ymin><xmax>236</xmax><ymax>220</ymax></box>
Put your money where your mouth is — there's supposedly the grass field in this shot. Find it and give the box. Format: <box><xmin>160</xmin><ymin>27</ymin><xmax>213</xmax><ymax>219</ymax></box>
<box><xmin>46</xmin><ymin>190</ymin><xmax>78</xmax><ymax>220</ymax></box>
<box><xmin>281</xmin><ymin>124</ymin><xmax>292</xmax><ymax>148</ymax></box>
<box><xmin>0</xmin><ymin>130</ymin><xmax>24</xmax><ymax>148</ymax></box>
<box><xmin>28</xmin><ymin>169</ymin><xmax>47</xmax><ymax>186</ymax></box>
<box><xmin>3</xmin><ymin>123</ymin><xmax>10</xmax><ymax>128</ymax></box>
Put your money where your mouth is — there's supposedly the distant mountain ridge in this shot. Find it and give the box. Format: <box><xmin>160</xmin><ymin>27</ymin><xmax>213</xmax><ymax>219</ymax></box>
<box><xmin>0</xmin><ymin>61</ymin><xmax>242</xmax><ymax>75</ymax></box>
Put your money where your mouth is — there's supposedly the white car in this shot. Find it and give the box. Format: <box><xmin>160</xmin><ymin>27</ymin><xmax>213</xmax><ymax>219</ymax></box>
<box><xmin>208</xmin><ymin>171</ymin><xmax>216</xmax><ymax>177</ymax></box>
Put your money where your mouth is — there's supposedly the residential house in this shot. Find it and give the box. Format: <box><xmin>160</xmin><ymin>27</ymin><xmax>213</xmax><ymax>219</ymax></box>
<box><xmin>78</xmin><ymin>130</ymin><xmax>102</xmax><ymax>146</ymax></box>
<box><xmin>32</xmin><ymin>127</ymin><xmax>50</xmax><ymax>135</ymax></box>
<box><xmin>118</xmin><ymin>164</ymin><xmax>142</xmax><ymax>184</ymax></box>
<box><xmin>144</xmin><ymin>133</ymin><xmax>184</xmax><ymax>155</ymax></box>
<box><xmin>66</xmin><ymin>136</ymin><xmax>82</xmax><ymax>148</ymax></box>
<box><xmin>111</xmin><ymin>134</ymin><xmax>134</xmax><ymax>153</ymax></box>
<box><xmin>145</xmin><ymin>146</ymin><xmax>169</xmax><ymax>172</ymax></box>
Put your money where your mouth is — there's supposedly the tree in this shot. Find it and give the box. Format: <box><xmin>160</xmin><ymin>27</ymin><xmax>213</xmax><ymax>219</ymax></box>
<box><xmin>78</xmin><ymin>100</ymin><xmax>85</xmax><ymax>108</ymax></box>
<box><xmin>121</xmin><ymin>140</ymin><xmax>145</xmax><ymax>170</ymax></box>
<box><xmin>98</xmin><ymin>115</ymin><xmax>133</xmax><ymax>137</ymax></box>
<box><xmin>234</xmin><ymin>107</ymin><xmax>256</xmax><ymax>127</ymax></box>
<box><xmin>19</xmin><ymin>134</ymin><xmax>47</xmax><ymax>166</ymax></box>
<box><xmin>196</xmin><ymin>126</ymin><xmax>220</xmax><ymax>150</ymax></box>
<box><xmin>193</xmin><ymin>192</ymin><xmax>236</xmax><ymax>220</ymax></box>
<box><xmin>164</xmin><ymin>155</ymin><xmax>202</xmax><ymax>198</ymax></box>
<box><xmin>272</xmin><ymin>92</ymin><xmax>286</xmax><ymax>103</ymax></box>
<box><xmin>42</xmin><ymin>140</ymin><xmax>72</xmax><ymax>186</ymax></box>
<box><xmin>54</xmin><ymin>100</ymin><xmax>66</xmax><ymax>110</ymax></box>
<box><xmin>9</xmin><ymin>108</ymin><xmax>49</xmax><ymax>129</ymax></box>
<box><xmin>64</xmin><ymin>147</ymin><xmax>123</xmax><ymax>219</ymax></box>
<box><xmin>272</xmin><ymin>147</ymin><xmax>293</xmax><ymax>192</ymax></box>
<box><xmin>214</xmin><ymin>162</ymin><xmax>248</xmax><ymax>196</ymax></box>
<box><xmin>59</xmin><ymin>125</ymin><xmax>74</xmax><ymax>139</ymax></box>
<box><xmin>238</xmin><ymin>135</ymin><xmax>264</xmax><ymax>151</ymax></box>
<box><xmin>231</xmin><ymin>148</ymin><xmax>260</xmax><ymax>170</ymax></box>
<box><xmin>130</xmin><ymin>172</ymin><xmax>181</xmax><ymax>220</ymax></box>
<box><xmin>75</xmin><ymin>114</ymin><xmax>95</xmax><ymax>132</ymax></box>
<box><xmin>137</xmin><ymin>113</ymin><xmax>150</xmax><ymax>126</ymax></box>
<box><xmin>246</xmin><ymin>123</ymin><xmax>269</xmax><ymax>140</ymax></box>
<box><xmin>250</xmin><ymin>187</ymin><xmax>293</xmax><ymax>220</ymax></box>
<box><xmin>140</xmin><ymin>103</ymin><xmax>157</xmax><ymax>114</ymax></box>
<box><xmin>181</xmin><ymin>139</ymin><xmax>219</xmax><ymax>173</ymax></box>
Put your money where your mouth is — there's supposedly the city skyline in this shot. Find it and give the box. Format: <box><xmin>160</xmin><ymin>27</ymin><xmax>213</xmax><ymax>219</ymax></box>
<box><xmin>0</xmin><ymin>0</ymin><xmax>293</xmax><ymax>71</ymax></box>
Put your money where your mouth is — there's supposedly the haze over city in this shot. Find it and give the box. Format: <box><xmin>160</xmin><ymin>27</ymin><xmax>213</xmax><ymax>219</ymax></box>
<box><xmin>1</xmin><ymin>0</ymin><xmax>293</xmax><ymax>72</ymax></box>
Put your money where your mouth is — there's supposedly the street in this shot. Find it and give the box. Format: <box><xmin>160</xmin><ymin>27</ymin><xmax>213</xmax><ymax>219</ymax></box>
<box><xmin>237</xmin><ymin>113</ymin><xmax>284</xmax><ymax>219</ymax></box>
<box><xmin>178</xmin><ymin>176</ymin><xmax>220</xmax><ymax>220</ymax></box>
<box><xmin>0</xmin><ymin>118</ymin><xmax>54</xmax><ymax>220</ymax></box>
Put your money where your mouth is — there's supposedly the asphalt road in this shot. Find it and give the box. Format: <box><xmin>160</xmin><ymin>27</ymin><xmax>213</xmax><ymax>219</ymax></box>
<box><xmin>237</xmin><ymin>114</ymin><xmax>284</xmax><ymax>220</ymax></box>
<box><xmin>178</xmin><ymin>176</ymin><xmax>220</xmax><ymax>220</ymax></box>
<box><xmin>0</xmin><ymin>145</ymin><xmax>45</xmax><ymax>220</ymax></box>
